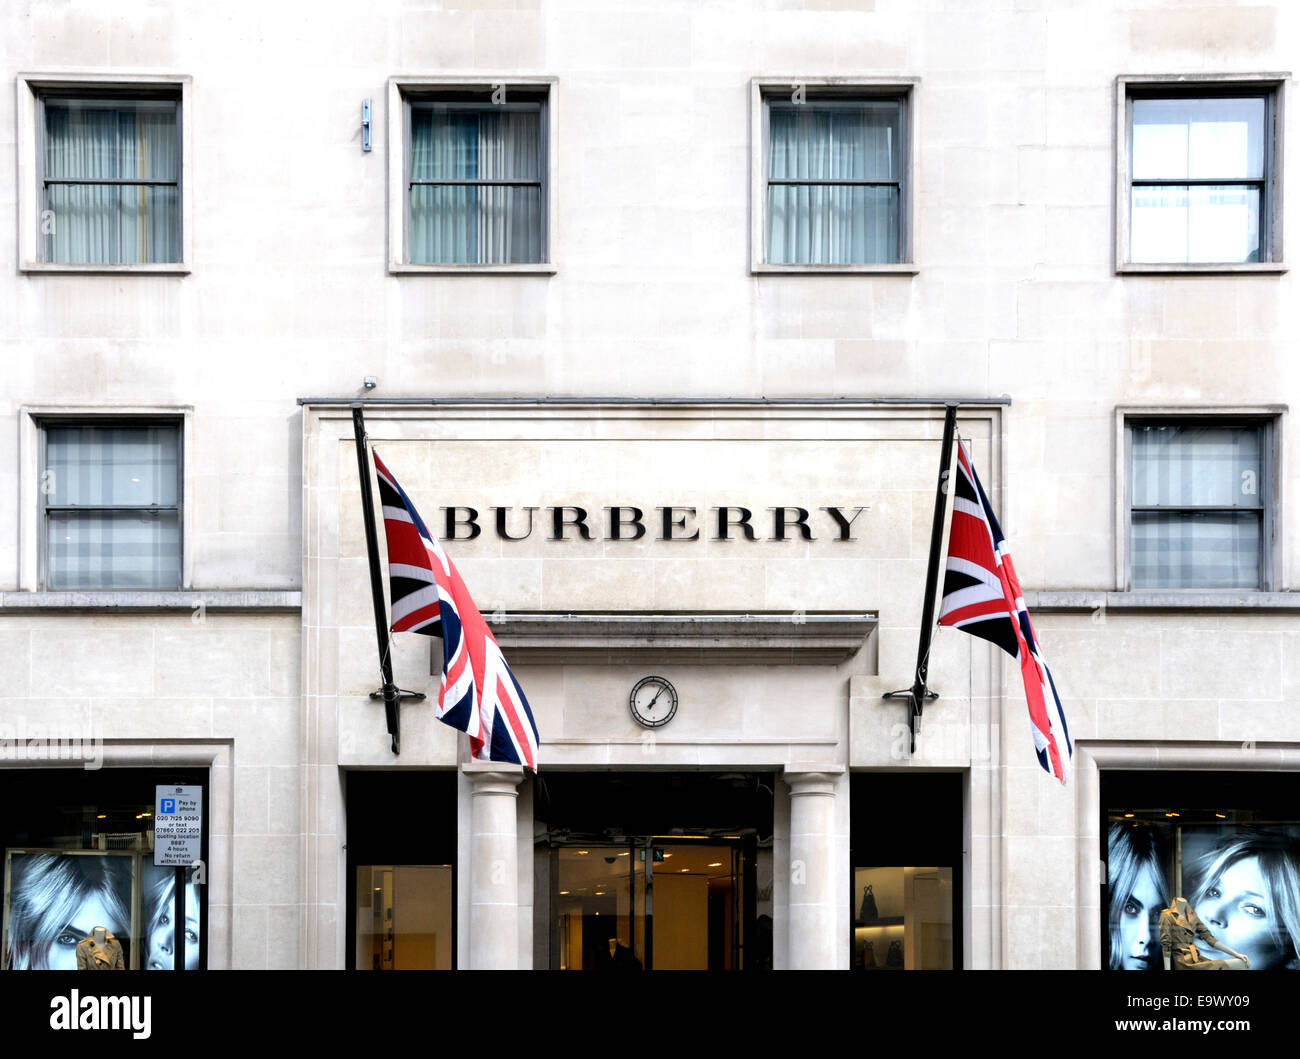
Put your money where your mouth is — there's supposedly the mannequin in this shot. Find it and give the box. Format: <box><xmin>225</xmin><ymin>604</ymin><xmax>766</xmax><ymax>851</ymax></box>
<box><xmin>76</xmin><ymin>926</ymin><xmax>125</xmax><ymax>971</ymax></box>
<box><xmin>1159</xmin><ymin>897</ymin><xmax>1249</xmax><ymax>970</ymax></box>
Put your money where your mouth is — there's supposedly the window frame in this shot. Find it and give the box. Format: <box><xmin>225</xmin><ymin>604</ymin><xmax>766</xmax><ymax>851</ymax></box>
<box><xmin>16</xmin><ymin>73</ymin><xmax>193</xmax><ymax>274</ymax></box>
<box><xmin>749</xmin><ymin>77</ymin><xmax>918</xmax><ymax>275</ymax></box>
<box><xmin>20</xmin><ymin>408</ymin><xmax>193</xmax><ymax>593</ymax></box>
<box><xmin>1115</xmin><ymin>407</ymin><xmax>1283</xmax><ymax>592</ymax></box>
<box><xmin>386</xmin><ymin>76</ymin><xmax>557</xmax><ymax>274</ymax></box>
<box><xmin>1114</xmin><ymin>74</ymin><xmax>1288</xmax><ymax>275</ymax></box>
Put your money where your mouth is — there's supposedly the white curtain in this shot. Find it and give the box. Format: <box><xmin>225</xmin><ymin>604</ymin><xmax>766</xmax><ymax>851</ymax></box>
<box><xmin>768</xmin><ymin>102</ymin><xmax>899</xmax><ymax>265</ymax></box>
<box><xmin>410</xmin><ymin>107</ymin><xmax>542</xmax><ymax>264</ymax></box>
<box><xmin>44</xmin><ymin>101</ymin><xmax>179</xmax><ymax>264</ymax></box>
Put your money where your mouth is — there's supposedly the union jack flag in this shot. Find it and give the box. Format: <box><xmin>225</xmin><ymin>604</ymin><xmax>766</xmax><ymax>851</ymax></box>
<box><xmin>373</xmin><ymin>451</ymin><xmax>540</xmax><ymax>770</ymax></box>
<box><xmin>937</xmin><ymin>441</ymin><xmax>1071</xmax><ymax>783</ymax></box>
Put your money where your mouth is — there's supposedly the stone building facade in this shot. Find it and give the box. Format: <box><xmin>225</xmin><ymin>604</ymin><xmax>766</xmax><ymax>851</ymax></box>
<box><xmin>1</xmin><ymin>0</ymin><xmax>1296</xmax><ymax>971</ymax></box>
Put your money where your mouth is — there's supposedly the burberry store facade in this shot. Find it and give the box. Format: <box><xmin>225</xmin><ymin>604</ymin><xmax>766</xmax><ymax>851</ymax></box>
<box><xmin>7</xmin><ymin>0</ymin><xmax>1300</xmax><ymax>977</ymax></box>
<box><xmin>302</xmin><ymin>399</ymin><xmax>997</xmax><ymax>971</ymax></box>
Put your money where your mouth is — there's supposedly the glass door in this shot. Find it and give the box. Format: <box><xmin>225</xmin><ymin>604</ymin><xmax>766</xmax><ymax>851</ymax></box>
<box><xmin>649</xmin><ymin>841</ymin><xmax>744</xmax><ymax>970</ymax></box>
<box><xmin>549</xmin><ymin>837</ymin><xmax>749</xmax><ymax>970</ymax></box>
<box><xmin>553</xmin><ymin>845</ymin><xmax>646</xmax><ymax>970</ymax></box>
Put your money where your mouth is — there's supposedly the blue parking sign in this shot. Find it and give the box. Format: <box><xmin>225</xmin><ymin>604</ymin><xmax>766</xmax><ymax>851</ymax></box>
<box><xmin>161</xmin><ymin>798</ymin><xmax>176</xmax><ymax>814</ymax></box>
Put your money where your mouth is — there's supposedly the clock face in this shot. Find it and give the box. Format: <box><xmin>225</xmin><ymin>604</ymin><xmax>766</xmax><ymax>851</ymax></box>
<box><xmin>629</xmin><ymin>675</ymin><xmax>678</xmax><ymax>729</ymax></box>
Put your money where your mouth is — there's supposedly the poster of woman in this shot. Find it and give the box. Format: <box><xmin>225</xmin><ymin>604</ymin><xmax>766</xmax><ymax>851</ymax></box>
<box><xmin>1107</xmin><ymin>822</ymin><xmax>1300</xmax><ymax>971</ymax></box>
<box><xmin>2</xmin><ymin>850</ymin><xmax>136</xmax><ymax>970</ymax></box>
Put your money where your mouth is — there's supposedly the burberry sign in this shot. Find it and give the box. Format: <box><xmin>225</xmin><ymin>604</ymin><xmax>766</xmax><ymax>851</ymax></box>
<box><xmin>440</xmin><ymin>505</ymin><xmax>870</xmax><ymax>542</ymax></box>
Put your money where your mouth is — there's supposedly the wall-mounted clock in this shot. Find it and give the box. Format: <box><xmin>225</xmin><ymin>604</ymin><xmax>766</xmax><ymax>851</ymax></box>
<box><xmin>629</xmin><ymin>675</ymin><xmax>678</xmax><ymax>729</ymax></box>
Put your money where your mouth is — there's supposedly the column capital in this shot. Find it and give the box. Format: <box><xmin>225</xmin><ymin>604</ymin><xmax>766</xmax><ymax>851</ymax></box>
<box><xmin>783</xmin><ymin>767</ymin><xmax>843</xmax><ymax>798</ymax></box>
<box><xmin>463</xmin><ymin>762</ymin><xmax>525</xmax><ymax>796</ymax></box>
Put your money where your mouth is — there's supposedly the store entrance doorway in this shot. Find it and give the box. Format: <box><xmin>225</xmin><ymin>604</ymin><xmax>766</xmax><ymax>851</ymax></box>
<box><xmin>534</xmin><ymin>772</ymin><xmax>774</xmax><ymax>971</ymax></box>
<box><xmin>551</xmin><ymin>837</ymin><xmax>747</xmax><ymax>970</ymax></box>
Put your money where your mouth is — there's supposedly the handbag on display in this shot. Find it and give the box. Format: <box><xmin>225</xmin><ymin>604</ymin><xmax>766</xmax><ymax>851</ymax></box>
<box><xmin>886</xmin><ymin>939</ymin><xmax>904</xmax><ymax>968</ymax></box>
<box><xmin>859</xmin><ymin>884</ymin><xmax>879</xmax><ymax>924</ymax></box>
<box><xmin>862</xmin><ymin>939</ymin><xmax>877</xmax><ymax>968</ymax></box>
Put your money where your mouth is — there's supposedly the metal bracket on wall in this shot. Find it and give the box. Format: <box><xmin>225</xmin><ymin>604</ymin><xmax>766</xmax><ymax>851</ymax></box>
<box><xmin>361</xmin><ymin>99</ymin><xmax>372</xmax><ymax>152</ymax></box>
<box><xmin>369</xmin><ymin>688</ymin><xmax>426</xmax><ymax>704</ymax></box>
<box><xmin>882</xmin><ymin>687</ymin><xmax>939</xmax><ymax>754</ymax></box>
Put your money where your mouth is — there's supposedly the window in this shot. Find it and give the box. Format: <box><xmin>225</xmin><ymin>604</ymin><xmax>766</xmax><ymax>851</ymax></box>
<box><xmin>751</xmin><ymin>80</ymin><xmax>915</xmax><ymax>272</ymax></box>
<box><xmin>388</xmin><ymin>79</ymin><xmax>554</xmax><ymax>271</ymax></box>
<box><xmin>1</xmin><ymin>767</ymin><xmax>208</xmax><ymax>971</ymax></box>
<box><xmin>1117</xmin><ymin>77</ymin><xmax>1285</xmax><ymax>270</ymax></box>
<box><xmin>1102</xmin><ymin>770</ymin><xmax>1300</xmax><ymax>973</ymax></box>
<box><xmin>18</xmin><ymin>75</ymin><xmax>191</xmax><ymax>272</ymax></box>
<box><xmin>1125</xmin><ymin>417</ymin><xmax>1274</xmax><ymax>590</ymax></box>
<box><xmin>41</xmin><ymin>421</ymin><xmax>182</xmax><ymax>590</ymax></box>
<box><xmin>850</xmin><ymin>774</ymin><xmax>962</xmax><ymax>970</ymax></box>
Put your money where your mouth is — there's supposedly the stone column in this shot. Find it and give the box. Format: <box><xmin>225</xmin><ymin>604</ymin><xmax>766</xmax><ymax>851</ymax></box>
<box><xmin>466</xmin><ymin>765</ymin><xmax>524</xmax><ymax>969</ymax></box>
<box><xmin>785</xmin><ymin>769</ymin><xmax>840</xmax><ymax>970</ymax></box>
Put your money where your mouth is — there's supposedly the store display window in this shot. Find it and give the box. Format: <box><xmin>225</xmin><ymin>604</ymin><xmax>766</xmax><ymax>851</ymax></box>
<box><xmin>346</xmin><ymin>771</ymin><xmax>457</xmax><ymax>970</ymax></box>
<box><xmin>1103</xmin><ymin>770</ymin><xmax>1300</xmax><ymax>971</ymax></box>
<box><xmin>0</xmin><ymin>768</ymin><xmax>207</xmax><ymax>971</ymax></box>
<box><xmin>850</xmin><ymin>773</ymin><xmax>963</xmax><ymax>970</ymax></box>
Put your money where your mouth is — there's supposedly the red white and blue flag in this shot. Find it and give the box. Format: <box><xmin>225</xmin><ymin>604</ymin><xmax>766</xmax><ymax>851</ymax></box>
<box><xmin>937</xmin><ymin>441</ymin><xmax>1071</xmax><ymax>783</ymax></box>
<box><xmin>372</xmin><ymin>451</ymin><xmax>540</xmax><ymax>770</ymax></box>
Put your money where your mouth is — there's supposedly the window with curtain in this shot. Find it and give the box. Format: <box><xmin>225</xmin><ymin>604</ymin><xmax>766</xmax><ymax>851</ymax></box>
<box><xmin>407</xmin><ymin>95</ymin><xmax>545</xmax><ymax>265</ymax></box>
<box><xmin>765</xmin><ymin>95</ymin><xmax>904</xmax><ymax>265</ymax></box>
<box><xmin>1129</xmin><ymin>421</ymin><xmax>1268</xmax><ymax>590</ymax></box>
<box><xmin>40</xmin><ymin>96</ymin><xmax>181</xmax><ymax>265</ymax></box>
<box><xmin>43</xmin><ymin>423</ymin><xmax>182</xmax><ymax>590</ymax></box>
<box><xmin>1127</xmin><ymin>91</ymin><xmax>1274</xmax><ymax>264</ymax></box>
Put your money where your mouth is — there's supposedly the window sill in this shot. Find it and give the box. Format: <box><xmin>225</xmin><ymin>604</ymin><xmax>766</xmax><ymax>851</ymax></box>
<box><xmin>751</xmin><ymin>263</ymin><xmax>918</xmax><ymax>276</ymax></box>
<box><xmin>1024</xmin><ymin>590</ymin><xmax>1300</xmax><ymax>612</ymax></box>
<box><xmin>1116</xmin><ymin>262</ymin><xmax>1287</xmax><ymax>276</ymax></box>
<box><xmin>21</xmin><ymin>262</ymin><xmax>191</xmax><ymax>275</ymax></box>
<box><xmin>0</xmin><ymin>590</ymin><xmax>301</xmax><ymax>612</ymax></box>
<box><xmin>389</xmin><ymin>262</ymin><xmax>556</xmax><ymax>275</ymax></box>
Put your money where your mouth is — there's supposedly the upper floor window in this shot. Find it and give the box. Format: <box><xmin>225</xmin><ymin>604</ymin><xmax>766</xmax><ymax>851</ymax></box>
<box><xmin>18</xmin><ymin>75</ymin><xmax>191</xmax><ymax>272</ymax></box>
<box><xmin>42</xmin><ymin>421</ymin><xmax>182</xmax><ymax>589</ymax></box>
<box><xmin>389</xmin><ymin>80</ymin><xmax>553</xmax><ymax>272</ymax></box>
<box><xmin>1118</xmin><ymin>77</ymin><xmax>1285</xmax><ymax>271</ymax></box>
<box><xmin>41</xmin><ymin>94</ymin><xmax>181</xmax><ymax>264</ymax></box>
<box><xmin>1127</xmin><ymin>418</ymin><xmax>1273</xmax><ymax>590</ymax></box>
<box><xmin>751</xmin><ymin>80</ymin><xmax>915</xmax><ymax>273</ymax></box>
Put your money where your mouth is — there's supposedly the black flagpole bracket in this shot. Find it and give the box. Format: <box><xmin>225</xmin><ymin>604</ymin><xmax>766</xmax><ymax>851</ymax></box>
<box><xmin>369</xmin><ymin>688</ymin><xmax>427</xmax><ymax>703</ymax></box>
<box><xmin>882</xmin><ymin>688</ymin><xmax>940</xmax><ymax>754</ymax></box>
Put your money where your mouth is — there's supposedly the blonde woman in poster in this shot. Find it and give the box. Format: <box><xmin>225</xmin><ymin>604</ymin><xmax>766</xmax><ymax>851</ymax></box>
<box><xmin>1189</xmin><ymin>831</ymin><xmax>1300</xmax><ymax>971</ymax></box>
<box><xmin>4</xmin><ymin>852</ymin><xmax>132</xmax><ymax>970</ymax></box>
<box><xmin>1107</xmin><ymin>823</ymin><xmax>1169</xmax><ymax>970</ymax></box>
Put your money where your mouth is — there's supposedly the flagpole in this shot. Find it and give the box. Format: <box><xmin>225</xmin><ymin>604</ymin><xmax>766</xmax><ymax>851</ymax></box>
<box><xmin>352</xmin><ymin>406</ymin><xmax>401</xmax><ymax>755</ymax></box>
<box><xmin>907</xmin><ymin>402</ymin><xmax>959</xmax><ymax>753</ymax></box>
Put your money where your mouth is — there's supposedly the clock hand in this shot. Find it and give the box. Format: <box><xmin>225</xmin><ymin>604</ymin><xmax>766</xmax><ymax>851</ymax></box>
<box><xmin>645</xmin><ymin>687</ymin><xmax>664</xmax><ymax>711</ymax></box>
